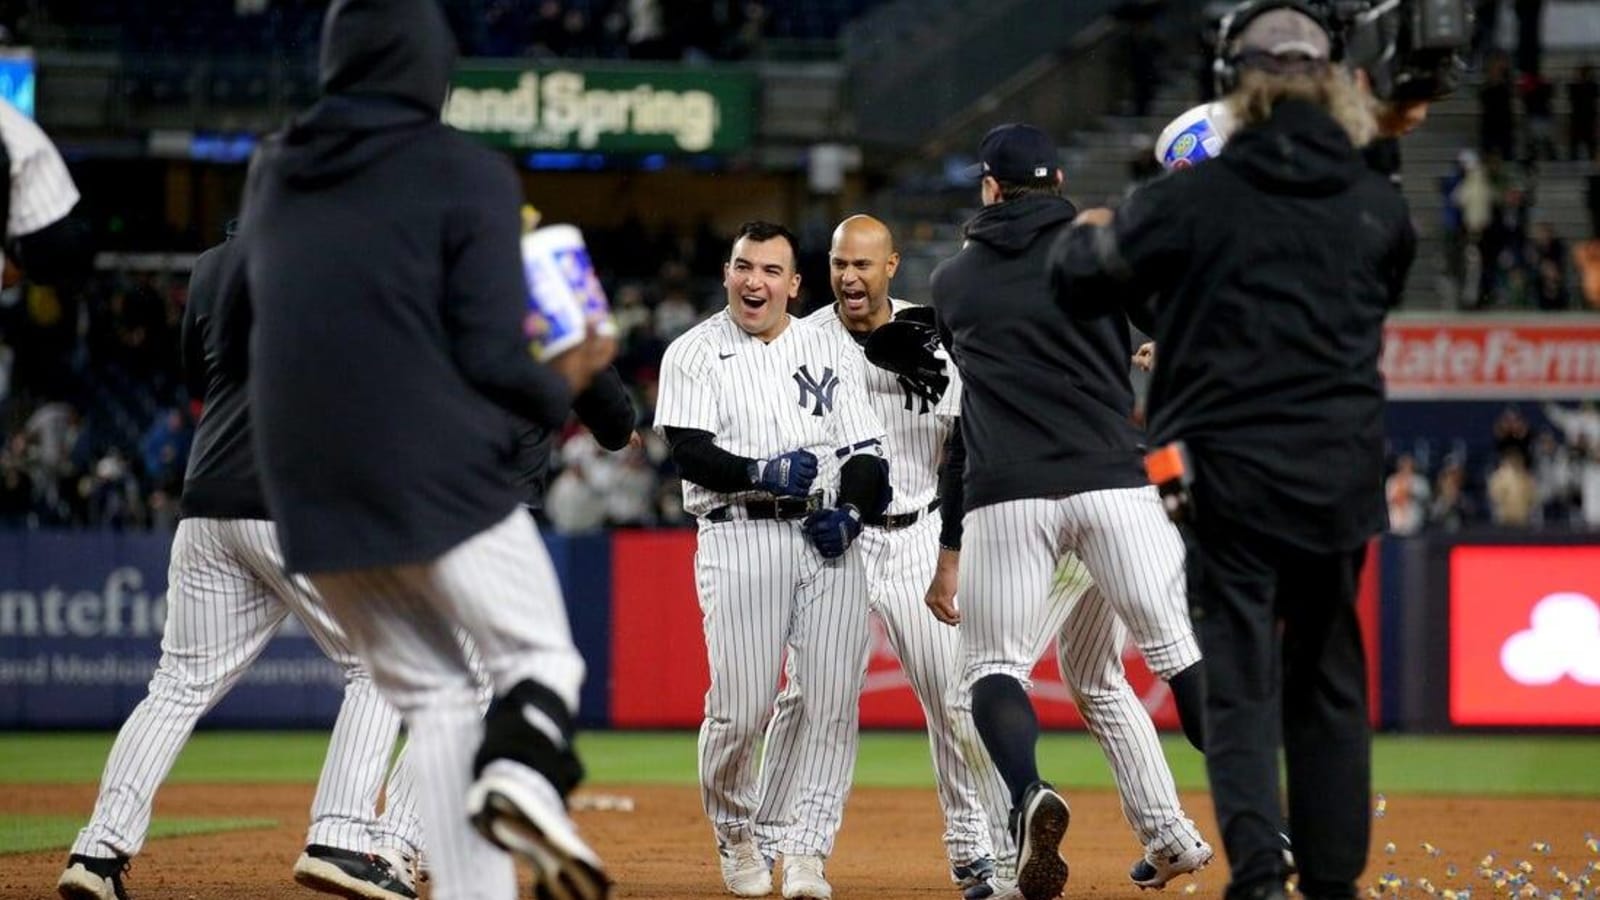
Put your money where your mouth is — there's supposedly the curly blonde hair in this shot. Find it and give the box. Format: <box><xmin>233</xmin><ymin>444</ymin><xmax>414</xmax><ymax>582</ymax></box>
<box><xmin>1225</xmin><ymin>65</ymin><xmax>1378</xmax><ymax>148</ymax></box>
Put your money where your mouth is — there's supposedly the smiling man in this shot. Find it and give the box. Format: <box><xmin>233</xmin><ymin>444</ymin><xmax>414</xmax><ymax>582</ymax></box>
<box><xmin>652</xmin><ymin>221</ymin><xmax>890</xmax><ymax>899</ymax></box>
<box><xmin>752</xmin><ymin>214</ymin><xmax>1015</xmax><ymax>900</ymax></box>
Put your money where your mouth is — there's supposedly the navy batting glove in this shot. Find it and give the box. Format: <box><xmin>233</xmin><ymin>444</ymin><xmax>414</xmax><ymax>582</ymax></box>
<box><xmin>803</xmin><ymin>504</ymin><xmax>863</xmax><ymax>559</ymax></box>
<box><xmin>751</xmin><ymin>449</ymin><xmax>818</xmax><ymax>497</ymax></box>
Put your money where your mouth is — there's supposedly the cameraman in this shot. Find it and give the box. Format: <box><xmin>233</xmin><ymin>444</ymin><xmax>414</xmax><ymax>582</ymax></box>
<box><xmin>1049</xmin><ymin>5</ymin><xmax>1415</xmax><ymax>900</ymax></box>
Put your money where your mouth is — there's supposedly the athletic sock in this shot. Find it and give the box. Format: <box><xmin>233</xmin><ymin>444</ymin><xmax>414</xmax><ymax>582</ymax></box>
<box><xmin>970</xmin><ymin>673</ymin><xmax>1041</xmax><ymax>808</ymax></box>
<box><xmin>1169</xmin><ymin>662</ymin><xmax>1207</xmax><ymax>753</ymax></box>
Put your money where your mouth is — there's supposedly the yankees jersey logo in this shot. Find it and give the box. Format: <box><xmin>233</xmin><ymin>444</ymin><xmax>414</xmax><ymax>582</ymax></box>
<box><xmin>793</xmin><ymin>365</ymin><xmax>840</xmax><ymax>416</ymax></box>
<box><xmin>896</xmin><ymin>374</ymin><xmax>933</xmax><ymax>415</ymax></box>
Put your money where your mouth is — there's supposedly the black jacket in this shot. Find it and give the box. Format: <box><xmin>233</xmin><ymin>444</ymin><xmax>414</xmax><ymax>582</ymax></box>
<box><xmin>1051</xmin><ymin>100</ymin><xmax>1416</xmax><ymax>552</ymax></box>
<box><xmin>178</xmin><ymin>238</ymin><xmax>269</xmax><ymax>520</ymax></box>
<box><xmin>514</xmin><ymin>367</ymin><xmax>636</xmax><ymax>508</ymax></box>
<box><xmin>930</xmin><ymin>192</ymin><xmax>1148</xmax><ymax>512</ymax></box>
<box><xmin>237</xmin><ymin>0</ymin><xmax>574</xmax><ymax>572</ymax></box>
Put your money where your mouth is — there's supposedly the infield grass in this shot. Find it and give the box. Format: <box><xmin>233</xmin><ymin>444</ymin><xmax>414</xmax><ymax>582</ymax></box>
<box><xmin>2</xmin><ymin>731</ymin><xmax>1598</xmax><ymax>796</ymax></box>
<box><xmin>0</xmin><ymin>816</ymin><xmax>277</xmax><ymax>854</ymax></box>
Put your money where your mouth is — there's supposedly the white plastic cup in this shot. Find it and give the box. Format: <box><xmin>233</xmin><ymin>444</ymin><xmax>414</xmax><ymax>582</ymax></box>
<box><xmin>1154</xmin><ymin>101</ymin><xmax>1235</xmax><ymax>171</ymax></box>
<box><xmin>521</xmin><ymin>230</ymin><xmax>587</xmax><ymax>360</ymax></box>
<box><xmin>526</xmin><ymin>224</ymin><xmax>618</xmax><ymax>338</ymax></box>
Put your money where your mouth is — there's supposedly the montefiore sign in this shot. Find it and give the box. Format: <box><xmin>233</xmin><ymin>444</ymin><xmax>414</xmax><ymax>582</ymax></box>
<box><xmin>444</xmin><ymin>66</ymin><xmax>756</xmax><ymax>154</ymax></box>
<box><xmin>1382</xmin><ymin>317</ymin><xmax>1600</xmax><ymax>399</ymax></box>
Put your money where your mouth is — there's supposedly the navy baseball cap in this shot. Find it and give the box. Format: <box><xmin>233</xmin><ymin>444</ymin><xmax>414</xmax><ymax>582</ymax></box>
<box><xmin>964</xmin><ymin>123</ymin><xmax>1062</xmax><ymax>184</ymax></box>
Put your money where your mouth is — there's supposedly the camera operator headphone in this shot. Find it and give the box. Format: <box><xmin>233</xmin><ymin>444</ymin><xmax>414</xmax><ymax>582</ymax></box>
<box><xmin>1212</xmin><ymin>0</ymin><xmax>1342</xmax><ymax>96</ymax></box>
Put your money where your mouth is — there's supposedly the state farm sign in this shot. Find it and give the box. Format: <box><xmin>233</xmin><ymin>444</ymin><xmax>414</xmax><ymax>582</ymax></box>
<box><xmin>1382</xmin><ymin>317</ymin><xmax>1600</xmax><ymax>399</ymax></box>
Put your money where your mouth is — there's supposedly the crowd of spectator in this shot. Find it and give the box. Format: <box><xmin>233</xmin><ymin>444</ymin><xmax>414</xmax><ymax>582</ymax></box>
<box><xmin>26</xmin><ymin>0</ymin><xmax>883</xmax><ymax>62</ymax></box>
<box><xmin>1386</xmin><ymin>403</ymin><xmax>1600</xmax><ymax>536</ymax></box>
<box><xmin>0</xmin><ymin>214</ymin><xmax>769</xmax><ymax>533</ymax></box>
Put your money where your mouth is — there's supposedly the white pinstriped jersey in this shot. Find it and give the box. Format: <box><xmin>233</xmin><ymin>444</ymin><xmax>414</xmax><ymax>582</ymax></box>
<box><xmin>798</xmin><ymin>299</ymin><xmax>961</xmax><ymax>516</ymax></box>
<box><xmin>654</xmin><ymin>309</ymin><xmax>886</xmax><ymax>518</ymax></box>
<box><xmin>0</xmin><ymin>99</ymin><xmax>79</xmax><ymax>238</ymax></box>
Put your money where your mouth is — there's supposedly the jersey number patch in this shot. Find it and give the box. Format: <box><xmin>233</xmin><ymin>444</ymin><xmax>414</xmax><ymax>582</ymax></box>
<box><xmin>794</xmin><ymin>365</ymin><xmax>839</xmax><ymax>416</ymax></box>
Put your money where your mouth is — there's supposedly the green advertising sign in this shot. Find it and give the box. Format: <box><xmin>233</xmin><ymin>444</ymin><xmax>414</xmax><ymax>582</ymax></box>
<box><xmin>444</xmin><ymin>66</ymin><xmax>757</xmax><ymax>154</ymax></box>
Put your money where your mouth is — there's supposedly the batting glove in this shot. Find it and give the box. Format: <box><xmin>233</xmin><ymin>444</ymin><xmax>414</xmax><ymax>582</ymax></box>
<box><xmin>750</xmin><ymin>449</ymin><xmax>819</xmax><ymax>497</ymax></box>
<box><xmin>803</xmin><ymin>504</ymin><xmax>863</xmax><ymax>559</ymax></box>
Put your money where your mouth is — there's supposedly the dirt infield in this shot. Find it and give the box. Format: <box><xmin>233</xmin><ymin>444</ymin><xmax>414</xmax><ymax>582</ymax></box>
<box><xmin>5</xmin><ymin>784</ymin><xmax>1597</xmax><ymax>899</ymax></box>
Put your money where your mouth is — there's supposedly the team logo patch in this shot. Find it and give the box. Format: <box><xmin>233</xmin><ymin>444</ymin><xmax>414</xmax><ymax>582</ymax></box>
<box><xmin>793</xmin><ymin>365</ymin><xmax>840</xmax><ymax>416</ymax></box>
<box><xmin>1171</xmin><ymin>133</ymin><xmax>1198</xmax><ymax>159</ymax></box>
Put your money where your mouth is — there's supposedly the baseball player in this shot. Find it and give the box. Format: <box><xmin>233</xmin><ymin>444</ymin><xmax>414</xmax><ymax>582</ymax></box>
<box><xmin>0</xmin><ymin>96</ymin><xmax>92</xmax><ymax>287</ymax></box>
<box><xmin>235</xmin><ymin>2</ymin><xmax>616</xmax><ymax>898</ymax></box>
<box><xmin>654</xmin><ymin>220</ymin><xmax>890</xmax><ymax>900</ymax></box>
<box><xmin>57</xmin><ymin>231</ymin><xmax>422</xmax><ymax>900</ymax></box>
<box><xmin>802</xmin><ymin>215</ymin><xmax>1211</xmax><ymax>894</ymax></box>
<box><xmin>929</xmin><ymin>123</ymin><xmax>1210</xmax><ymax>900</ymax></box>
<box><xmin>751</xmin><ymin>215</ymin><xmax>1014</xmax><ymax>900</ymax></box>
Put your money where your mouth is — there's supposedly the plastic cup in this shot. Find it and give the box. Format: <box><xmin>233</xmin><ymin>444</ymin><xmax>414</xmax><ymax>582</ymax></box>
<box><xmin>521</xmin><ymin>230</ymin><xmax>587</xmax><ymax>360</ymax></box>
<box><xmin>526</xmin><ymin>224</ymin><xmax>617</xmax><ymax>338</ymax></box>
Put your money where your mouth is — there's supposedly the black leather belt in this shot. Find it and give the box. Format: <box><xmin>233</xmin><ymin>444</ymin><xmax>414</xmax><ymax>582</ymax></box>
<box><xmin>704</xmin><ymin>493</ymin><xmax>823</xmax><ymax>523</ymax></box>
<box><xmin>863</xmin><ymin>498</ymin><xmax>940</xmax><ymax>530</ymax></box>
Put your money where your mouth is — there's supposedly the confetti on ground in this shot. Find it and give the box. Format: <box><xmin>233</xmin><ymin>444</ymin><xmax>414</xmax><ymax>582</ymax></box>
<box><xmin>1520</xmin><ymin>861</ymin><xmax>1537</xmax><ymax>875</ymax></box>
<box><xmin>1485</xmin><ymin>856</ymin><xmax>1499</xmax><ymax>868</ymax></box>
<box><xmin>1387</xmin><ymin>842</ymin><xmax>1398</xmax><ymax>854</ymax></box>
<box><xmin>1375</xmin><ymin>794</ymin><xmax>1388</xmax><ymax>819</ymax></box>
<box><xmin>1586</xmin><ymin>837</ymin><xmax>1599</xmax><ymax>854</ymax></box>
<box><xmin>1183</xmin><ymin>884</ymin><xmax>1198</xmax><ymax>895</ymax></box>
<box><xmin>1533</xmin><ymin>842</ymin><xmax>1552</xmax><ymax>855</ymax></box>
<box><xmin>1448</xmin><ymin>865</ymin><xmax>1459</xmax><ymax>878</ymax></box>
<box><xmin>1424</xmin><ymin>842</ymin><xmax>1441</xmax><ymax>856</ymax></box>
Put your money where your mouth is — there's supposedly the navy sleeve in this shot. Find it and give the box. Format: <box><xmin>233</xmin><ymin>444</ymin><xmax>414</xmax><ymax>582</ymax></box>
<box><xmin>574</xmin><ymin>366</ymin><xmax>636</xmax><ymax>451</ymax></box>
<box><xmin>937</xmin><ymin>423</ymin><xmax>966</xmax><ymax>550</ymax></box>
<box><xmin>665</xmin><ymin>426</ymin><xmax>759</xmax><ymax>493</ymax></box>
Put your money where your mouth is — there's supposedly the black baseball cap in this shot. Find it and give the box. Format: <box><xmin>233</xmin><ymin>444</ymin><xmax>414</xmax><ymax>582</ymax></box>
<box><xmin>963</xmin><ymin>123</ymin><xmax>1062</xmax><ymax>184</ymax></box>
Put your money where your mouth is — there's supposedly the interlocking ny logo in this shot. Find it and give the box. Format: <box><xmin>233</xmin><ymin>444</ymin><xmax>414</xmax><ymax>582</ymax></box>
<box><xmin>793</xmin><ymin>364</ymin><xmax>840</xmax><ymax>416</ymax></box>
<box><xmin>897</xmin><ymin>375</ymin><xmax>932</xmax><ymax>415</ymax></box>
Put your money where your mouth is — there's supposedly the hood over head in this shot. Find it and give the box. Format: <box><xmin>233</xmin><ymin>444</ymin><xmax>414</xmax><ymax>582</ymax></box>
<box><xmin>319</xmin><ymin>0</ymin><xmax>457</xmax><ymax>112</ymax></box>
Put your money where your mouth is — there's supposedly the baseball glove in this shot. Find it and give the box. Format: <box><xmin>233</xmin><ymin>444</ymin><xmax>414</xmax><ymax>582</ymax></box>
<box><xmin>864</xmin><ymin>309</ymin><xmax>948</xmax><ymax>404</ymax></box>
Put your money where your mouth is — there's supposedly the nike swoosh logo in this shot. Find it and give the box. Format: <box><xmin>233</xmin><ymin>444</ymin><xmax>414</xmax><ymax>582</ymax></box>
<box><xmin>718</xmin><ymin>352</ymin><xmax>736</xmax><ymax>360</ymax></box>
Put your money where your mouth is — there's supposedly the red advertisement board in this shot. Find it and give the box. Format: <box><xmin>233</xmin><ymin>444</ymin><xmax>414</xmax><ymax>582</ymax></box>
<box><xmin>1449</xmin><ymin>546</ymin><xmax>1600</xmax><ymax>727</ymax></box>
<box><xmin>611</xmin><ymin>531</ymin><xmax>1381</xmax><ymax>729</ymax></box>
<box><xmin>1382</xmin><ymin>317</ymin><xmax>1600</xmax><ymax>400</ymax></box>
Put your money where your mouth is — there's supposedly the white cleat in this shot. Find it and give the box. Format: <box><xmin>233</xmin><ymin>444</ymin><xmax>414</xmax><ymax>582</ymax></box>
<box><xmin>466</xmin><ymin>760</ymin><xmax>611</xmax><ymax>900</ymax></box>
<box><xmin>720</xmin><ymin>837</ymin><xmax>774</xmax><ymax>897</ymax></box>
<box><xmin>1130</xmin><ymin>835</ymin><xmax>1214</xmax><ymax>889</ymax></box>
<box><xmin>782</xmin><ymin>854</ymin><xmax>833</xmax><ymax>899</ymax></box>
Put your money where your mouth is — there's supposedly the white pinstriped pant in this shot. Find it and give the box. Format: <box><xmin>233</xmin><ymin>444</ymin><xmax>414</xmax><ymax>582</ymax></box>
<box><xmin>694</xmin><ymin>517</ymin><xmax>869</xmax><ymax>858</ymax></box>
<box><xmin>71</xmin><ymin>517</ymin><xmax>420</xmax><ymax>860</ymax></box>
<box><xmin>755</xmin><ymin>511</ymin><xmax>1014</xmax><ymax>867</ymax></box>
<box><xmin>310</xmin><ymin>509</ymin><xmax>584</xmax><ymax>900</ymax></box>
<box><xmin>960</xmin><ymin>488</ymin><xmax>1205</xmax><ymax>851</ymax></box>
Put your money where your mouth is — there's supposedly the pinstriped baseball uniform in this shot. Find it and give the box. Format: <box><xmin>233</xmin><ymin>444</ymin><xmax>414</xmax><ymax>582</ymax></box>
<box><xmin>0</xmin><ymin>98</ymin><xmax>79</xmax><ymax>239</ymax></box>
<box><xmin>755</xmin><ymin>300</ymin><xmax>1014</xmax><ymax>868</ymax></box>
<box><xmin>1015</xmin><ymin>552</ymin><xmax>1209</xmax><ymax>858</ymax></box>
<box><xmin>69</xmin><ymin>517</ymin><xmax>424</xmax><ymax>862</ymax></box>
<box><xmin>308</xmin><ymin>508</ymin><xmax>585</xmax><ymax>900</ymax></box>
<box><xmin>654</xmin><ymin>308</ymin><xmax>885</xmax><ymax>858</ymax></box>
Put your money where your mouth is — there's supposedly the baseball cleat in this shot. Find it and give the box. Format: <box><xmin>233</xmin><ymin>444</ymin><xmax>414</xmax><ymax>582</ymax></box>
<box><xmin>1129</xmin><ymin>835</ymin><xmax>1214</xmax><ymax>889</ymax></box>
<box><xmin>467</xmin><ymin>760</ymin><xmax>611</xmax><ymax>900</ymax></box>
<box><xmin>57</xmin><ymin>854</ymin><xmax>131</xmax><ymax>900</ymax></box>
<box><xmin>1011</xmin><ymin>782</ymin><xmax>1070</xmax><ymax>900</ymax></box>
<box><xmin>719</xmin><ymin>837</ymin><xmax>774</xmax><ymax>897</ymax></box>
<box><xmin>781</xmin><ymin>854</ymin><xmax>832</xmax><ymax>899</ymax></box>
<box><xmin>954</xmin><ymin>856</ymin><xmax>1004</xmax><ymax>900</ymax></box>
<box><xmin>293</xmin><ymin>843</ymin><xmax>418</xmax><ymax>900</ymax></box>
